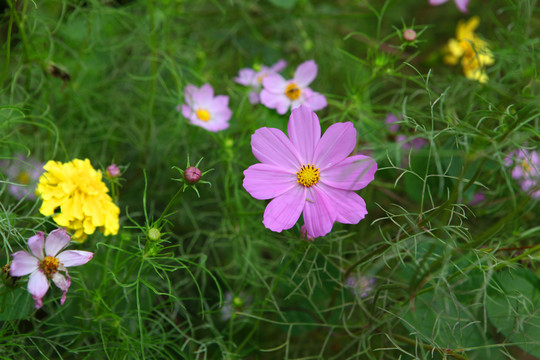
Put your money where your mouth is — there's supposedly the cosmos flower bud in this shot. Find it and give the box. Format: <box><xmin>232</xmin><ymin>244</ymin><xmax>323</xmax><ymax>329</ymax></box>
<box><xmin>106</xmin><ymin>164</ymin><xmax>121</xmax><ymax>178</ymax></box>
<box><xmin>184</xmin><ymin>166</ymin><xmax>202</xmax><ymax>184</ymax></box>
<box><xmin>147</xmin><ymin>228</ymin><xmax>161</xmax><ymax>242</ymax></box>
<box><xmin>403</xmin><ymin>29</ymin><xmax>417</xmax><ymax>42</ymax></box>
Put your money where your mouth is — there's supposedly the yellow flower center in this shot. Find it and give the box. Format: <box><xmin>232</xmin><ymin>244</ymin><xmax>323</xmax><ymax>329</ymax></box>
<box><xmin>196</xmin><ymin>109</ymin><xmax>211</xmax><ymax>122</ymax></box>
<box><xmin>41</xmin><ymin>256</ymin><xmax>59</xmax><ymax>277</ymax></box>
<box><xmin>17</xmin><ymin>171</ymin><xmax>31</xmax><ymax>184</ymax></box>
<box><xmin>257</xmin><ymin>74</ymin><xmax>266</xmax><ymax>83</ymax></box>
<box><xmin>285</xmin><ymin>83</ymin><xmax>301</xmax><ymax>101</ymax></box>
<box><xmin>296</xmin><ymin>164</ymin><xmax>320</xmax><ymax>187</ymax></box>
<box><xmin>521</xmin><ymin>160</ymin><xmax>532</xmax><ymax>173</ymax></box>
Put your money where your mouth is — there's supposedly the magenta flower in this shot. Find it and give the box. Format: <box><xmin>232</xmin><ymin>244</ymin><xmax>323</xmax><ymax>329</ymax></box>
<box><xmin>235</xmin><ymin>60</ymin><xmax>287</xmax><ymax>104</ymax></box>
<box><xmin>260</xmin><ymin>60</ymin><xmax>327</xmax><ymax>115</ymax></box>
<box><xmin>429</xmin><ymin>0</ymin><xmax>469</xmax><ymax>13</ymax></box>
<box><xmin>106</xmin><ymin>164</ymin><xmax>120</xmax><ymax>178</ymax></box>
<box><xmin>505</xmin><ymin>149</ymin><xmax>540</xmax><ymax>198</ymax></box>
<box><xmin>386</xmin><ymin>113</ymin><xmax>427</xmax><ymax>151</ymax></box>
<box><xmin>181</xmin><ymin>84</ymin><xmax>232</xmax><ymax>132</ymax></box>
<box><xmin>243</xmin><ymin>106</ymin><xmax>377</xmax><ymax>238</ymax></box>
<box><xmin>10</xmin><ymin>228</ymin><xmax>93</xmax><ymax>308</ymax></box>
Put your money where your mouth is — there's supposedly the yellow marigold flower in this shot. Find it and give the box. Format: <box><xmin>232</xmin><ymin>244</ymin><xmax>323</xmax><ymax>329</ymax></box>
<box><xmin>36</xmin><ymin>158</ymin><xmax>120</xmax><ymax>242</ymax></box>
<box><xmin>444</xmin><ymin>17</ymin><xmax>494</xmax><ymax>83</ymax></box>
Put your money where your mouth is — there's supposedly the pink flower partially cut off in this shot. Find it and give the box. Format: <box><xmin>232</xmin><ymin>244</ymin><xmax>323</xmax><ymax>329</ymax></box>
<box><xmin>386</xmin><ymin>113</ymin><xmax>427</xmax><ymax>151</ymax></box>
<box><xmin>505</xmin><ymin>149</ymin><xmax>540</xmax><ymax>198</ymax></box>
<box><xmin>260</xmin><ymin>60</ymin><xmax>327</xmax><ymax>115</ymax></box>
<box><xmin>181</xmin><ymin>84</ymin><xmax>232</xmax><ymax>132</ymax></box>
<box><xmin>243</xmin><ymin>105</ymin><xmax>377</xmax><ymax>238</ymax></box>
<box><xmin>429</xmin><ymin>0</ymin><xmax>469</xmax><ymax>13</ymax></box>
<box><xmin>10</xmin><ymin>228</ymin><xmax>93</xmax><ymax>308</ymax></box>
<box><xmin>235</xmin><ymin>60</ymin><xmax>287</xmax><ymax>104</ymax></box>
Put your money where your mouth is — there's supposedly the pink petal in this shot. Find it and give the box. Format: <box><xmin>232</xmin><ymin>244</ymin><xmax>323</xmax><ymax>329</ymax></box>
<box><xmin>248</xmin><ymin>91</ymin><xmax>260</xmax><ymax>104</ymax></box>
<box><xmin>260</xmin><ymin>90</ymin><xmax>291</xmax><ymax>114</ymax></box>
<box><xmin>45</xmin><ymin>228</ymin><xmax>71</xmax><ymax>257</ymax></box>
<box><xmin>28</xmin><ymin>232</ymin><xmax>45</xmax><ymax>259</ymax></box>
<box><xmin>294</xmin><ymin>60</ymin><xmax>318</xmax><ymax>88</ymax></box>
<box><xmin>10</xmin><ymin>251</ymin><xmax>39</xmax><ymax>276</ymax></box>
<box><xmin>302</xmin><ymin>186</ymin><xmax>336</xmax><ymax>238</ymax></box>
<box><xmin>263</xmin><ymin>185</ymin><xmax>306</xmax><ymax>232</ymax></box>
<box><xmin>320</xmin><ymin>155</ymin><xmax>377</xmax><ymax>191</ymax></box>
<box><xmin>251</xmin><ymin>127</ymin><xmax>301</xmax><ymax>171</ymax></box>
<box><xmin>287</xmin><ymin>105</ymin><xmax>321</xmax><ymax>164</ymax></box>
<box><xmin>271</xmin><ymin>59</ymin><xmax>287</xmax><ymax>72</ymax></box>
<box><xmin>243</xmin><ymin>163</ymin><xmax>296</xmax><ymax>200</ymax></box>
<box><xmin>455</xmin><ymin>0</ymin><xmax>469</xmax><ymax>11</ymax></box>
<box><xmin>28</xmin><ymin>270</ymin><xmax>49</xmax><ymax>309</ymax></box>
<box><xmin>304</xmin><ymin>91</ymin><xmax>327</xmax><ymax>111</ymax></box>
<box><xmin>235</xmin><ymin>68</ymin><xmax>256</xmax><ymax>86</ymax></box>
<box><xmin>213</xmin><ymin>107</ymin><xmax>232</xmax><ymax>123</ymax></box>
<box><xmin>313</xmin><ymin>122</ymin><xmax>357</xmax><ymax>170</ymax></box>
<box><xmin>262</xmin><ymin>73</ymin><xmax>287</xmax><ymax>93</ymax></box>
<box><xmin>56</xmin><ymin>250</ymin><xmax>94</xmax><ymax>267</ymax></box>
<box><xmin>52</xmin><ymin>272</ymin><xmax>71</xmax><ymax>305</ymax></box>
<box><xmin>197</xmin><ymin>84</ymin><xmax>215</xmax><ymax>104</ymax></box>
<box><xmin>429</xmin><ymin>0</ymin><xmax>448</xmax><ymax>4</ymax></box>
<box><xmin>319</xmin><ymin>184</ymin><xmax>368</xmax><ymax>224</ymax></box>
<box><xmin>183</xmin><ymin>84</ymin><xmax>198</xmax><ymax>106</ymax></box>
<box><xmin>181</xmin><ymin>104</ymin><xmax>192</xmax><ymax>119</ymax></box>
<box><xmin>212</xmin><ymin>95</ymin><xmax>229</xmax><ymax>109</ymax></box>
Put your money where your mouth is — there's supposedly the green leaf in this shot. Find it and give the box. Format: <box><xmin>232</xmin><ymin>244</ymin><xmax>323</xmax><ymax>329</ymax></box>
<box><xmin>487</xmin><ymin>268</ymin><xmax>540</xmax><ymax>358</ymax></box>
<box><xmin>0</xmin><ymin>288</ymin><xmax>34</xmax><ymax>320</ymax></box>
<box><xmin>402</xmin><ymin>288</ymin><xmax>504</xmax><ymax>359</ymax></box>
<box><xmin>268</xmin><ymin>0</ymin><xmax>298</xmax><ymax>9</ymax></box>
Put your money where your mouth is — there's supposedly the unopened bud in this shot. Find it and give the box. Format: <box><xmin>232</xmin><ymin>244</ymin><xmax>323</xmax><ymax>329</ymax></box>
<box><xmin>184</xmin><ymin>166</ymin><xmax>202</xmax><ymax>184</ymax></box>
<box><xmin>107</xmin><ymin>164</ymin><xmax>120</xmax><ymax>178</ymax></box>
<box><xmin>147</xmin><ymin>228</ymin><xmax>161</xmax><ymax>242</ymax></box>
<box><xmin>403</xmin><ymin>29</ymin><xmax>417</xmax><ymax>42</ymax></box>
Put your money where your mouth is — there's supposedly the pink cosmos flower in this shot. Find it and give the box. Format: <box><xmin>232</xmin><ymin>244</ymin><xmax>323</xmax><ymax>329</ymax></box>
<box><xmin>243</xmin><ymin>105</ymin><xmax>377</xmax><ymax>238</ymax></box>
<box><xmin>1</xmin><ymin>154</ymin><xmax>44</xmax><ymax>200</ymax></box>
<box><xmin>181</xmin><ymin>84</ymin><xmax>232</xmax><ymax>132</ymax></box>
<box><xmin>260</xmin><ymin>60</ymin><xmax>327</xmax><ymax>115</ymax></box>
<box><xmin>429</xmin><ymin>0</ymin><xmax>469</xmax><ymax>13</ymax></box>
<box><xmin>505</xmin><ymin>149</ymin><xmax>540</xmax><ymax>198</ymax></box>
<box><xmin>235</xmin><ymin>60</ymin><xmax>287</xmax><ymax>104</ymax></box>
<box><xmin>10</xmin><ymin>228</ymin><xmax>93</xmax><ymax>308</ymax></box>
<box><xmin>386</xmin><ymin>113</ymin><xmax>426</xmax><ymax>151</ymax></box>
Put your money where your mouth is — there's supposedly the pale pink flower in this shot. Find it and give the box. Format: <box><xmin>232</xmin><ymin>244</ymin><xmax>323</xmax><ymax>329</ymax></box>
<box><xmin>181</xmin><ymin>84</ymin><xmax>232</xmax><ymax>132</ymax></box>
<box><xmin>10</xmin><ymin>228</ymin><xmax>93</xmax><ymax>308</ymax></box>
<box><xmin>345</xmin><ymin>275</ymin><xmax>376</xmax><ymax>298</ymax></box>
<box><xmin>505</xmin><ymin>149</ymin><xmax>540</xmax><ymax>198</ymax></box>
<box><xmin>243</xmin><ymin>106</ymin><xmax>377</xmax><ymax>238</ymax></box>
<box><xmin>429</xmin><ymin>0</ymin><xmax>469</xmax><ymax>13</ymax></box>
<box><xmin>235</xmin><ymin>60</ymin><xmax>287</xmax><ymax>104</ymax></box>
<box><xmin>1</xmin><ymin>154</ymin><xmax>44</xmax><ymax>200</ymax></box>
<box><xmin>260</xmin><ymin>60</ymin><xmax>327</xmax><ymax>115</ymax></box>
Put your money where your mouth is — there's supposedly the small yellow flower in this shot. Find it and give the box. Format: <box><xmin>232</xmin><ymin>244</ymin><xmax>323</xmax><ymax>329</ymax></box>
<box><xmin>444</xmin><ymin>17</ymin><xmax>494</xmax><ymax>83</ymax></box>
<box><xmin>36</xmin><ymin>159</ymin><xmax>120</xmax><ymax>242</ymax></box>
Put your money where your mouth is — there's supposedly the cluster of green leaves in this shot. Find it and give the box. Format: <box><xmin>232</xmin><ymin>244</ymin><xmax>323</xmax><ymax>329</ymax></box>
<box><xmin>1</xmin><ymin>0</ymin><xmax>539</xmax><ymax>359</ymax></box>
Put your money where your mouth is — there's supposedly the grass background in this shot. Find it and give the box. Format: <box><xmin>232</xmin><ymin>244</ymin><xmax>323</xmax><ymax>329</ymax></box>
<box><xmin>1</xmin><ymin>0</ymin><xmax>540</xmax><ymax>358</ymax></box>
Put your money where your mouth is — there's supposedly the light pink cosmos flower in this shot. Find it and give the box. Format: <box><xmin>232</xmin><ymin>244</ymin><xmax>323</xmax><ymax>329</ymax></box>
<box><xmin>429</xmin><ymin>0</ymin><xmax>469</xmax><ymax>13</ymax></box>
<box><xmin>260</xmin><ymin>60</ymin><xmax>327</xmax><ymax>115</ymax></box>
<box><xmin>10</xmin><ymin>228</ymin><xmax>93</xmax><ymax>308</ymax></box>
<box><xmin>235</xmin><ymin>60</ymin><xmax>287</xmax><ymax>104</ymax></box>
<box><xmin>1</xmin><ymin>154</ymin><xmax>44</xmax><ymax>200</ymax></box>
<box><xmin>181</xmin><ymin>84</ymin><xmax>232</xmax><ymax>132</ymax></box>
<box><xmin>505</xmin><ymin>149</ymin><xmax>540</xmax><ymax>198</ymax></box>
<box><xmin>386</xmin><ymin>113</ymin><xmax>427</xmax><ymax>151</ymax></box>
<box><xmin>243</xmin><ymin>105</ymin><xmax>377</xmax><ymax>238</ymax></box>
